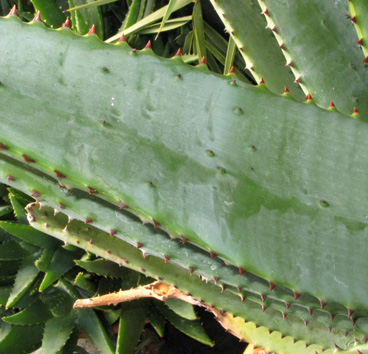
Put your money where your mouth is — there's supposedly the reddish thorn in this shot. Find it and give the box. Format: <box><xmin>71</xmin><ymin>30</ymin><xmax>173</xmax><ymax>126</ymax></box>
<box><xmin>272</xmin><ymin>26</ymin><xmax>277</xmax><ymax>33</ymax></box>
<box><xmin>153</xmin><ymin>219</ymin><xmax>159</xmax><ymax>229</ymax></box>
<box><xmin>357</xmin><ymin>38</ymin><xmax>363</xmax><ymax>46</ymax></box>
<box><xmin>330</xmin><ymin>314</ymin><xmax>335</xmax><ymax>322</ymax></box>
<box><xmin>259</xmin><ymin>77</ymin><xmax>265</xmax><ymax>85</ymax></box>
<box><xmin>144</xmin><ymin>40</ymin><xmax>152</xmax><ymax>50</ymax></box>
<box><xmin>110</xmin><ymin>229</ymin><xmax>116</xmax><ymax>236</ymax></box>
<box><xmin>304</xmin><ymin>320</ymin><xmax>308</xmax><ymax>327</ymax></box>
<box><xmin>54</xmin><ymin>170</ymin><xmax>66</xmax><ymax>178</ymax></box>
<box><xmin>348</xmin><ymin>308</ymin><xmax>354</xmax><ymax>318</ymax></box>
<box><xmin>262</xmin><ymin>8</ymin><xmax>269</xmax><ymax>16</ymax></box>
<box><xmin>293</xmin><ymin>290</ymin><xmax>300</xmax><ymax>301</ymax></box>
<box><xmin>306</xmin><ymin>93</ymin><xmax>313</xmax><ymax>101</ymax></box>
<box><xmin>285</xmin><ymin>61</ymin><xmax>293</xmax><ymax>67</ymax></box>
<box><xmin>352</xmin><ymin>317</ymin><xmax>356</xmax><ymax>326</ymax></box>
<box><xmin>239</xmin><ymin>266</ymin><xmax>246</xmax><ymax>275</ymax></box>
<box><xmin>8</xmin><ymin>5</ymin><xmax>18</xmax><ymax>17</ymax></box>
<box><xmin>214</xmin><ymin>277</ymin><xmax>218</xmax><ymax>285</ymax></box>
<box><xmin>282</xmin><ymin>313</ymin><xmax>286</xmax><ymax>320</ymax></box>
<box><xmin>0</xmin><ymin>142</ymin><xmax>8</xmax><ymax>150</ymax></box>
<box><xmin>198</xmin><ymin>56</ymin><xmax>206</xmax><ymax>65</ymax></box>
<box><xmin>350</xmin><ymin>16</ymin><xmax>356</xmax><ymax>23</ymax></box>
<box><xmin>305</xmin><ymin>343</ymin><xmax>309</xmax><ymax>348</ymax></box>
<box><xmin>237</xmin><ymin>286</ymin><xmax>242</xmax><ymax>293</ymax></box>
<box><xmin>169</xmin><ymin>235</ymin><xmax>175</xmax><ymax>241</ymax></box>
<box><xmin>23</xmin><ymin>154</ymin><xmax>35</xmax><ymax>163</ymax></box>
<box><xmin>320</xmin><ymin>300</ymin><xmax>326</xmax><ymax>310</ymax></box>
<box><xmin>199</xmin><ymin>275</ymin><xmax>202</xmax><ymax>280</ymax></box>
<box><xmin>353</xmin><ymin>107</ymin><xmax>359</xmax><ymax>114</ymax></box>
<box><xmin>269</xmin><ymin>281</ymin><xmax>275</xmax><ymax>291</ymax></box>
<box><xmin>329</xmin><ymin>101</ymin><xmax>335</xmax><ymax>108</ymax></box>
<box><xmin>118</xmin><ymin>33</ymin><xmax>127</xmax><ymax>43</ymax></box>
<box><xmin>6</xmin><ymin>175</ymin><xmax>15</xmax><ymax>181</ymax></box>
<box><xmin>210</xmin><ymin>251</ymin><xmax>217</xmax><ymax>259</ymax></box>
<box><xmin>58</xmin><ymin>202</ymin><xmax>65</xmax><ymax>209</ymax></box>
<box><xmin>31</xmin><ymin>190</ymin><xmax>40</xmax><ymax>198</ymax></box>
<box><xmin>136</xmin><ymin>242</ymin><xmax>143</xmax><ymax>249</ymax></box>
<box><xmin>294</xmin><ymin>77</ymin><xmax>301</xmax><ymax>83</ymax></box>
<box><xmin>240</xmin><ymin>295</ymin><xmax>245</xmax><ymax>303</ymax></box>
<box><xmin>221</xmin><ymin>285</ymin><xmax>225</xmax><ymax>293</ymax></box>
<box><xmin>334</xmin><ymin>344</ymin><xmax>338</xmax><ymax>349</ymax></box>
<box><xmin>87</xmin><ymin>25</ymin><xmax>96</xmax><ymax>35</ymax></box>
<box><xmin>279</xmin><ymin>43</ymin><xmax>285</xmax><ymax>50</ymax></box>
<box><xmin>85</xmin><ymin>217</ymin><xmax>93</xmax><ymax>224</ymax></box>
<box><xmin>164</xmin><ymin>255</ymin><xmax>170</xmax><ymax>263</ymax></box>
<box><xmin>107</xmin><ymin>250</ymin><xmax>111</xmax><ymax>255</ymax></box>
<box><xmin>32</xmin><ymin>11</ymin><xmax>42</xmax><ymax>22</ymax></box>
<box><xmin>180</xmin><ymin>235</ymin><xmax>187</xmax><ymax>244</ymax></box>
<box><xmin>61</xmin><ymin>18</ymin><xmax>70</xmax><ymax>29</ymax></box>
<box><xmin>285</xmin><ymin>303</ymin><xmax>290</xmax><ymax>310</ymax></box>
<box><xmin>363</xmin><ymin>57</ymin><xmax>368</xmax><ymax>63</ymax></box>
<box><xmin>280</xmin><ymin>334</ymin><xmax>284</xmax><ymax>339</ymax></box>
<box><xmin>119</xmin><ymin>201</ymin><xmax>128</xmax><ymax>209</ymax></box>
<box><xmin>132</xmin><ymin>48</ymin><xmax>137</xmax><ymax>53</ymax></box>
<box><xmin>261</xmin><ymin>294</ymin><xmax>266</xmax><ymax>303</ymax></box>
<box><xmin>174</xmin><ymin>48</ymin><xmax>182</xmax><ymax>57</ymax></box>
<box><xmin>229</xmin><ymin>66</ymin><xmax>235</xmax><ymax>74</ymax></box>
<box><xmin>293</xmin><ymin>339</ymin><xmax>296</xmax><ymax>344</ymax></box>
<box><xmin>262</xmin><ymin>305</ymin><xmax>266</xmax><ymax>312</ymax></box>
<box><xmin>283</xmin><ymin>86</ymin><xmax>290</xmax><ymax>94</ymax></box>
<box><xmin>309</xmin><ymin>308</ymin><xmax>313</xmax><ymax>316</ymax></box>
<box><xmin>189</xmin><ymin>267</ymin><xmax>194</xmax><ymax>275</ymax></box>
<box><xmin>358</xmin><ymin>351</ymin><xmax>363</xmax><ymax>354</ymax></box>
<box><xmin>88</xmin><ymin>186</ymin><xmax>98</xmax><ymax>195</ymax></box>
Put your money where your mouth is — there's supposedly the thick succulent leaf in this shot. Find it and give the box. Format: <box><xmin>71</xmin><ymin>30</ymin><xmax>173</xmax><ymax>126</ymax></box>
<box><xmin>0</xmin><ymin>205</ymin><xmax>12</xmax><ymax>217</ymax></box>
<box><xmin>75</xmin><ymin>258</ymin><xmax>134</xmax><ymax>279</ymax></box>
<box><xmin>27</xmin><ymin>204</ymin><xmax>368</xmax><ymax>353</ymax></box>
<box><xmin>30</xmin><ymin>0</ymin><xmax>66</xmax><ymax>28</ymax></box>
<box><xmin>165</xmin><ymin>298</ymin><xmax>198</xmax><ymax>320</ymax></box>
<box><xmin>209</xmin><ymin>0</ymin><xmax>304</xmax><ymax>98</ymax></box>
<box><xmin>0</xmin><ymin>240</ymin><xmax>32</xmax><ymax>260</ymax></box>
<box><xmin>259</xmin><ymin>0</ymin><xmax>368</xmax><ymax>117</ymax></box>
<box><xmin>349</xmin><ymin>0</ymin><xmax>368</xmax><ymax>59</ymax></box>
<box><xmin>41</xmin><ymin>311</ymin><xmax>75</xmax><ymax>354</ymax></box>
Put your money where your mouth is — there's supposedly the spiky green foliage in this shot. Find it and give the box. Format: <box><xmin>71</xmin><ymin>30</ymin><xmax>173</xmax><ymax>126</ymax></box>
<box><xmin>0</xmin><ymin>0</ymin><xmax>368</xmax><ymax>353</ymax></box>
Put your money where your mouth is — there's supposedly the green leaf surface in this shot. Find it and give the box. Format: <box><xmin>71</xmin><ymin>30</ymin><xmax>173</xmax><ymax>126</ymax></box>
<box><xmin>0</xmin><ymin>240</ymin><xmax>33</xmax><ymax>260</ymax></box>
<box><xmin>165</xmin><ymin>298</ymin><xmax>197</xmax><ymax>320</ymax></box>
<box><xmin>31</xmin><ymin>0</ymin><xmax>66</xmax><ymax>28</ymax></box>
<box><xmin>6</xmin><ymin>252</ymin><xmax>40</xmax><ymax>308</ymax></box>
<box><xmin>156</xmin><ymin>0</ymin><xmax>180</xmax><ymax>38</ymax></box>
<box><xmin>42</xmin><ymin>311</ymin><xmax>75</xmax><ymax>354</ymax></box>
<box><xmin>75</xmin><ymin>258</ymin><xmax>134</xmax><ymax>279</ymax></box>
<box><xmin>67</xmin><ymin>0</ymin><xmax>119</xmax><ymax>12</ymax></box>
<box><xmin>35</xmin><ymin>247</ymin><xmax>56</xmax><ymax>272</ymax></box>
<box><xmin>8</xmin><ymin>193</ymin><xmax>27</xmax><ymax>224</ymax></box>
<box><xmin>0</xmin><ymin>286</ymin><xmax>11</xmax><ymax>306</ymax></box>
<box><xmin>0</xmin><ymin>205</ymin><xmax>12</xmax><ymax>217</ymax></box>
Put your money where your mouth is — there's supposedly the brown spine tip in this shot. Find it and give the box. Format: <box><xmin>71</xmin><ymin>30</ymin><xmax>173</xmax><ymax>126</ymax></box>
<box><xmin>180</xmin><ymin>234</ymin><xmax>187</xmax><ymax>244</ymax></box>
<box><xmin>293</xmin><ymin>290</ymin><xmax>300</xmax><ymax>301</ymax></box>
<box><xmin>279</xmin><ymin>43</ymin><xmax>285</xmax><ymax>50</ymax></box>
<box><xmin>261</xmin><ymin>294</ymin><xmax>266</xmax><ymax>302</ymax></box>
<box><xmin>240</xmin><ymin>295</ymin><xmax>245</xmax><ymax>302</ymax></box>
<box><xmin>239</xmin><ymin>266</ymin><xmax>246</xmax><ymax>275</ymax></box>
<box><xmin>119</xmin><ymin>201</ymin><xmax>128</xmax><ymax>209</ymax></box>
<box><xmin>357</xmin><ymin>38</ymin><xmax>363</xmax><ymax>46</ymax></box>
<box><xmin>237</xmin><ymin>286</ymin><xmax>242</xmax><ymax>293</ymax></box>
<box><xmin>320</xmin><ymin>300</ymin><xmax>326</xmax><ymax>310</ymax></box>
<box><xmin>294</xmin><ymin>77</ymin><xmax>302</xmax><ymax>83</ymax></box>
<box><xmin>350</xmin><ymin>16</ymin><xmax>356</xmax><ymax>23</ymax></box>
<box><xmin>189</xmin><ymin>267</ymin><xmax>194</xmax><ymax>275</ymax></box>
<box><xmin>118</xmin><ymin>33</ymin><xmax>127</xmax><ymax>43</ymax></box>
<box><xmin>198</xmin><ymin>56</ymin><xmax>206</xmax><ymax>65</ymax></box>
<box><xmin>269</xmin><ymin>281</ymin><xmax>275</xmax><ymax>291</ymax></box>
<box><xmin>329</xmin><ymin>101</ymin><xmax>335</xmax><ymax>108</ymax></box>
<box><xmin>282</xmin><ymin>313</ymin><xmax>287</xmax><ymax>320</ymax></box>
<box><xmin>308</xmin><ymin>308</ymin><xmax>313</xmax><ymax>316</ymax></box>
<box><xmin>330</xmin><ymin>314</ymin><xmax>335</xmax><ymax>322</ymax></box>
<box><xmin>285</xmin><ymin>303</ymin><xmax>290</xmax><ymax>310</ymax></box>
<box><xmin>54</xmin><ymin>170</ymin><xmax>66</xmax><ymax>178</ymax></box>
<box><xmin>23</xmin><ymin>154</ymin><xmax>35</xmax><ymax>163</ymax></box>
<box><xmin>87</xmin><ymin>25</ymin><xmax>96</xmax><ymax>35</ymax></box>
<box><xmin>85</xmin><ymin>217</ymin><xmax>93</xmax><ymax>224</ymax></box>
<box><xmin>271</xmin><ymin>26</ymin><xmax>277</xmax><ymax>33</ymax></box>
<box><xmin>363</xmin><ymin>56</ymin><xmax>368</xmax><ymax>63</ymax></box>
<box><xmin>136</xmin><ymin>242</ymin><xmax>143</xmax><ymax>249</ymax></box>
<box><xmin>262</xmin><ymin>305</ymin><xmax>266</xmax><ymax>312</ymax></box>
<box><xmin>32</xmin><ymin>11</ymin><xmax>42</xmax><ymax>22</ymax></box>
<box><xmin>31</xmin><ymin>190</ymin><xmax>40</xmax><ymax>198</ymax></box>
<box><xmin>285</xmin><ymin>61</ymin><xmax>294</xmax><ymax>67</ymax></box>
<box><xmin>110</xmin><ymin>229</ymin><xmax>116</xmax><ymax>236</ymax></box>
<box><xmin>61</xmin><ymin>18</ymin><xmax>70</xmax><ymax>29</ymax></box>
<box><xmin>261</xmin><ymin>8</ymin><xmax>269</xmax><ymax>16</ymax></box>
<box><xmin>144</xmin><ymin>40</ymin><xmax>152</xmax><ymax>50</ymax></box>
<box><xmin>0</xmin><ymin>142</ymin><xmax>8</xmax><ymax>150</ymax></box>
<box><xmin>348</xmin><ymin>308</ymin><xmax>354</xmax><ymax>318</ymax></box>
<box><xmin>6</xmin><ymin>175</ymin><xmax>15</xmax><ymax>181</ymax></box>
<box><xmin>229</xmin><ymin>66</ymin><xmax>235</xmax><ymax>74</ymax></box>
<box><xmin>305</xmin><ymin>93</ymin><xmax>313</xmax><ymax>101</ymax></box>
<box><xmin>88</xmin><ymin>186</ymin><xmax>98</xmax><ymax>194</ymax></box>
<box><xmin>174</xmin><ymin>48</ymin><xmax>182</xmax><ymax>57</ymax></box>
<box><xmin>214</xmin><ymin>277</ymin><xmax>218</xmax><ymax>285</ymax></box>
<box><xmin>152</xmin><ymin>219</ymin><xmax>159</xmax><ymax>229</ymax></box>
<box><xmin>58</xmin><ymin>202</ymin><xmax>65</xmax><ymax>209</ymax></box>
<box><xmin>210</xmin><ymin>251</ymin><xmax>217</xmax><ymax>259</ymax></box>
<box><xmin>164</xmin><ymin>256</ymin><xmax>170</xmax><ymax>263</ymax></box>
<box><xmin>353</xmin><ymin>107</ymin><xmax>359</xmax><ymax>114</ymax></box>
<box><xmin>283</xmin><ymin>86</ymin><xmax>290</xmax><ymax>94</ymax></box>
<box><xmin>8</xmin><ymin>5</ymin><xmax>18</xmax><ymax>17</ymax></box>
<box><xmin>259</xmin><ymin>77</ymin><xmax>265</xmax><ymax>85</ymax></box>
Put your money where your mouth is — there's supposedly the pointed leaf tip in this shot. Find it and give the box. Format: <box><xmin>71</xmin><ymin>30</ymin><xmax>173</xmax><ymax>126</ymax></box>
<box><xmin>87</xmin><ymin>25</ymin><xmax>96</xmax><ymax>35</ymax></box>
<box><xmin>144</xmin><ymin>40</ymin><xmax>152</xmax><ymax>50</ymax></box>
<box><xmin>118</xmin><ymin>33</ymin><xmax>127</xmax><ymax>43</ymax></box>
<box><xmin>8</xmin><ymin>5</ymin><xmax>18</xmax><ymax>17</ymax></box>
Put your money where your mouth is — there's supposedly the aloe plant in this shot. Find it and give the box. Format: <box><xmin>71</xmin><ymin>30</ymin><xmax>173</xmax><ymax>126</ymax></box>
<box><xmin>0</xmin><ymin>0</ymin><xmax>368</xmax><ymax>353</ymax></box>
